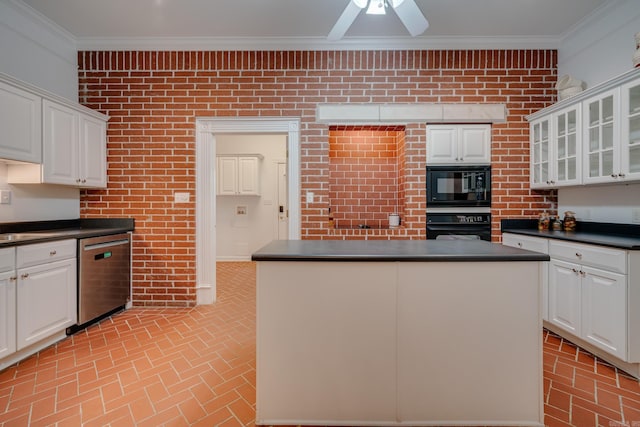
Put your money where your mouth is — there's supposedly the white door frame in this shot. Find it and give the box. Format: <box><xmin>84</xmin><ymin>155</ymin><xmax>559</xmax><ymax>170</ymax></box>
<box><xmin>195</xmin><ymin>117</ymin><xmax>301</xmax><ymax>304</ymax></box>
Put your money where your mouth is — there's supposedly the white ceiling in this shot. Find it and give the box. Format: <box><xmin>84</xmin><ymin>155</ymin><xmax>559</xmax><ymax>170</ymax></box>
<box><xmin>19</xmin><ymin>0</ymin><xmax>611</xmax><ymax>50</ymax></box>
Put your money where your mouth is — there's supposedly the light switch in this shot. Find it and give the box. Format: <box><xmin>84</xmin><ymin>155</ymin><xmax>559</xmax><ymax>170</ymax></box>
<box><xmin>0</xmin><ymin>190</ymin><xmax>11</xmax><ymax>205</ymax></box>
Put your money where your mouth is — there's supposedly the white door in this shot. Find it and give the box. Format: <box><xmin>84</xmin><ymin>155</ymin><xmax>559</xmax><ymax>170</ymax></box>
<box><xmin>582</xmin><ymin>266</ymin><xmax>627</xmax><ymax>359</ymax></box>
<box><xmin>549</xmin><ymin>259</ymin><xmax>581</xmax><ymax>335</ymax></box>
<box><xmin>277</xmin><ymin>162</ymin><xmax>288</xmax><ymax>240</ymax></box>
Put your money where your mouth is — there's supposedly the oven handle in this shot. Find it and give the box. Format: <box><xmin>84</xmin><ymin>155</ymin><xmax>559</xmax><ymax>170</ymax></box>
<box><xmin>427</xmin><ymin>225</ymin><xmax>491</xmax><ymax>232</ymax></box>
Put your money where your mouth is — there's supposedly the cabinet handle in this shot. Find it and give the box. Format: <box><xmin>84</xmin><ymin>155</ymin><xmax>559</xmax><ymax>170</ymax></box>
<box><xmin>50</xmin><ymin>250</ymin><xmax>57</xmax><ymax>256</ymax></box>
<box><xmin>81</xmin><ymin>179</ymin><xmax>87</xmax><ymax>183</ymax></box>
<box><xmin>459</xmin><ymin>157</ymin><xmax>463</xmax><ymax>161</ymax></box>
<box><xmin>575</xmin><ymin>252</ymin><xmax>582</xmax><ymax>259</ymax></box>
<box><xmin>76</xmin><ymin>178</ymin><xmax>81</xmax><ymax>183</ymax></box>
<box><xmin>611</xmin><ymin>174</ymin><xmax>618</xmax><ymax>178</ymax></box>
<box><xmin>455</xmin><ymin>157</ymin><xmax>459</xmax><ymax>161</ymax></box>
<box><xmin>619</xmin><ymin>173</ymin><xmax>626</xmax><ymax>178</ymax></box>
<box><xmin>9</xmin><ymin>276</ymin><xmax>17</xmax><ymax>282</ymax></box>
<box><xmin>571</xmin><ymin>268</ymin><xmax>579</xmax><ymax>274</ymax></box>
<box><xmin>21</xmin><ymin>273</ymin><xmax>29</xmax><ymax>279</ymax></box>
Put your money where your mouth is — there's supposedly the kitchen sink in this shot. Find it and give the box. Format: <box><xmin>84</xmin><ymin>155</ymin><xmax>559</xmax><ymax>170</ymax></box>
<box><xmin>0</xmin><ymin>232</ymin><xmax>61</xmax><ymax>242</ymax></box>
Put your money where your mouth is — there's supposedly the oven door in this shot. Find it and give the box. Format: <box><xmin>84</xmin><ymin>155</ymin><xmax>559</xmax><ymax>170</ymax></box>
<box><xmin>426</xmin><ymin>212</ymin><xmax>492</xmax><ymax>241</ymax></box>
<box><xmin>426</xmin><ymin>165</ymin><xmax>491</xmax><ymax>207</ymax></box>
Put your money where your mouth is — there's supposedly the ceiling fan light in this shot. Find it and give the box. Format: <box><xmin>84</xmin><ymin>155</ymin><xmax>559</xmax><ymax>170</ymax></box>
<box><xmin>352</xmin><ymin>0</ymin><xmax>368</xmax><ymax>8</ymax></box>
<box><xmin>366</xmin><ymin>0</ymin><xmax>386</xmax><ymax>15</ymax></box>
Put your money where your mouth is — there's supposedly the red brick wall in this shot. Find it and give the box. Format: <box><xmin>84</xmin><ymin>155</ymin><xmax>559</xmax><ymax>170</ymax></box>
<box><xmin>78</xmin><ymin>49</ymin><xmax>558</xmax><ymax>306</ymax></box>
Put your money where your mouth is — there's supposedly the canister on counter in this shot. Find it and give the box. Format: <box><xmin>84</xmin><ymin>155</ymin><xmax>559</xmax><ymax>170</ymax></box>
<box><xmin>538</xmin><ymin>211</ymin><xmax>550</xmax><ymax>231</ymax></box>
<box><xmin>563</xmin><ymin>211</ymin><xmax>576</xmax><ymax>231</ymax></box>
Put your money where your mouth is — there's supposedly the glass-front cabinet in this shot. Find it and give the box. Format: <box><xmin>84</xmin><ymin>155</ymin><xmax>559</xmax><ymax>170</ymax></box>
<box><xmin>582</xmin><ymin>89</ymin><xmax>619</xmax><ymax>184</ymax></box>
<box><xmin>554</xmin><ymin>106</ymin><xmax>581</xmax><ymax>186</ymax></box>
<box><xmin>528</xmin><ymin>69</ymin><xmax>640</xmax><ymax>189</ymax></box>
<box><xmin>621</xmin><ymin>79</ymin><xmax>640</xmax><ymax>181</ymax></box>
<box><xmin>530</xmin><ymin>117</ymin><xmax>551</xmax><ymax>188</ymax></box>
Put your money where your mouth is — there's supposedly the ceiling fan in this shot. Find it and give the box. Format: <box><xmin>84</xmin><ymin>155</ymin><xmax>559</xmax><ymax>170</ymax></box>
<box><xmin>328</xmin><ymin>0</ymin><xmax>429</xmax><ymax>41</ymax></box>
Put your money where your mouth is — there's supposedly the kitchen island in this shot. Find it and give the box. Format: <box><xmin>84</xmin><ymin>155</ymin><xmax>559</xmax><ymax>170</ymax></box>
<box><xmin>252</xmin><ymin>240</ymin><xmax>549</xmax><ymax>427</ymax></box>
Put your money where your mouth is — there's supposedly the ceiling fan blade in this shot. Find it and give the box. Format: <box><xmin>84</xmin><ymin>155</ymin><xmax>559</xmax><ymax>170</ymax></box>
<box><xmin>327</xmin><ymin>1</ymin><xmax>365</xmax><ymax>41</ymax></box>
<box><xmin>392</xmin><ymin>0</ymin><xmax>429</xmax><ymax>36</ymax></box>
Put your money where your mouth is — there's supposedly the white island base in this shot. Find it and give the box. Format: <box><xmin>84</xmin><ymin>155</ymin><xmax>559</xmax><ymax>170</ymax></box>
<box><xmin>256</xmin><ymin>260</ymin><xmax>544</xmax><ymax>426</ymax></box>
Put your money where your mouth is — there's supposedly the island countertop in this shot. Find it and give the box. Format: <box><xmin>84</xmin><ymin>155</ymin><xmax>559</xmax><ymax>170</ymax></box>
<box><xmin>251</xmin><ymin>239</ymin><xmax>550</xmax><ymax>262</ymax></box>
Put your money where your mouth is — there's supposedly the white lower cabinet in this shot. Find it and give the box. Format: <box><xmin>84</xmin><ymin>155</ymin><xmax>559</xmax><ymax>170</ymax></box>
<box><xmin>17</xmin><ymin>257</ymin><xmax>76</xmax><ymax>350</ymax></box>
<box><xmin>0</xmin><ymin>248</ymin><xmax>17</xmax><ymax>359</ymax></box>
<box><xmin>0</xmin><ymin>240</ymin><xmax>77</xmax><ymax>368</ymax></box>
<box><xmin>549</xmin><ymin>240</ymin><xmax>629</xmax><ymax>361</ymax></box>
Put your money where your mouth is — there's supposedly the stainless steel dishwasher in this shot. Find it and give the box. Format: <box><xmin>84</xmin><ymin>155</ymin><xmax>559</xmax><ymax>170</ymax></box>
<box><xmin>78</xmin><ymin>233</ymin><xmax>131</xmax><ymax>326</ymax></box>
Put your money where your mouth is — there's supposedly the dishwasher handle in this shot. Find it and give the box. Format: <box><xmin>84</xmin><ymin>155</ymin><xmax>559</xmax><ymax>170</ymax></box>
<box><xmin>83</xmin><ymin>238</ymin><xmax>130</xmax><ymax>251</ymax></box>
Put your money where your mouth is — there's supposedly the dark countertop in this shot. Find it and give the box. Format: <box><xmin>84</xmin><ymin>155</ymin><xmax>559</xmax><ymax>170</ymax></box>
<box><xmin>0</xmin><ymin>218</ymin><xmax>135</xmax><ymax>247</ymax></box>
<box><xmin>251</xmin><ymin>240</ymin><xmax>550</xmax><ymax>262</ymax></box>
<box><xmin>501</xmin><ymin>219</ymin><xmax>640</xmax><ymax>250</ymax></box>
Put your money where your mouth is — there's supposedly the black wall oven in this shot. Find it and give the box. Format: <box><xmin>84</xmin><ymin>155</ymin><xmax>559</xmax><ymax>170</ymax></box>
<box><xmin>426</xmin><ymin>165</ymin><xmax>491</xmax><ymax>208</ymax></box>
<box><xmin>426</xmin><ymin>165</ymin><xmax>492</xmax><ymax>241</ymax></box>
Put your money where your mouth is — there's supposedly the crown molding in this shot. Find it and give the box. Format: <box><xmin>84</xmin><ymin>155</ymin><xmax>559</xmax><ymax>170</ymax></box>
<box><xmin>75</xmin><ymin>35</ymin><xmax>561</xmax><ymax>52</ymax></box>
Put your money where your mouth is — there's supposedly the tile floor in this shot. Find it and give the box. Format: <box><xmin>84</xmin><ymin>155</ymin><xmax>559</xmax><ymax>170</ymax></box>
<box><xmin>0</xmin><ymin>261</ymin><xmax>639</xmax><ymax>427</ymax></box>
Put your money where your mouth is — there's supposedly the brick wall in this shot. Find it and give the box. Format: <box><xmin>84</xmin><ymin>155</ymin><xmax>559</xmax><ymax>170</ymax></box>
<box><xmin>329</xmin><ymin>125</ymin><xmax>404</xmax><ymax>229</ymax></box>
<box><xmin>78</xmin><ymin>49</ymin><xmax>558</xmax><ymax>306</ymax></box>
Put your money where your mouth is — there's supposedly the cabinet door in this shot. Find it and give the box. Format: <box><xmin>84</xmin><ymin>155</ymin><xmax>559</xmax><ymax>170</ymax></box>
<box><xmin>217</xmin><ymin>157</ymin><xmax>238</xmax><ymax>195</ymax></box>
<box><xmin>458</xmin><ymin>125</ymin><xmax>491</xmax><ymax>164</ymax></box>
<box><xmin>17</xmin><ymin>258</ymin><xmax>76</xmax><ymax>350</ymax></box>
<box><xmin>549</xmin><ymin>259</ymin><xmax>581</xmax><ymax>335</ymax></box>
<box><xmin>583</xmin><ymin>89</ymin><xmax>620</xmax><ymax>184</ymax></box>
<box><xmin>238</xmin><ymin>156</ymin><xmax>260</xmax><ymax>195</ymax></box>
<box><xmin>582</xmin><ymin>266</ymin><xmax>627</xmax><ymax>360</ymax></box>
<box><xmin>530</xmin><ymin>117</ymin><xmax>552</xmax><ymax>188</ymax></box>
<box><xmin>0</xmin><ymin>270</ymin><xmax>16</xmax><ymax>359</ymax></box>
<box><xmin>426</xmin><ymin>126</ymin><xmax>458</xmax><ymax>163</ymax></box>
<box><xmin>0</xmin><ymin>82</ymin><xmax>42</xmax><ymax>163</ymax></box>
<box><xmin>42</xmin><ymin>100</ymin><xmax>79</xmax><ymax>186</ymax></box>
<box><xmin>553</xmin><ymin>106</ymin><xmax>581</xmax><ymax>186</ymax></box>
<box><xmin>620</xmin><ymin>78</ymin><xmax>640</xmax><ymax>181</ymax></box>
<box><xmin>79</xmin><ymin>113</ymin><xmax>107</xmax><ymax>188</ymax></box>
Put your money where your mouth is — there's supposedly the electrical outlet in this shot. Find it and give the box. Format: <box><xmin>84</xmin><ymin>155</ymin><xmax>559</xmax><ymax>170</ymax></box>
<box><xmin>633</xmin><ymin>208</ymin><xmax>640</xmax><ymax>224</ymax></box>
<box><xmin>174</xmin><ymin>192</ymin><xmax>190</xmax><ymax>203</ymax></box>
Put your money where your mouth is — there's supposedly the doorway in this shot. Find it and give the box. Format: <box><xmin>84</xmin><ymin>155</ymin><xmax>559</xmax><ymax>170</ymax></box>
<box><xmin>195</xmin><ymin>118</ymin><xmax>300</xmax><ymax>304</ymax></box>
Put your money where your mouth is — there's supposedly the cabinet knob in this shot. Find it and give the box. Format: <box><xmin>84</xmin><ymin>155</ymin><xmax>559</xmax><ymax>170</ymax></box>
<box><xmin>9</xmin><ymin>276</ymin><xmax>17</xmax><ymax>282</ymax></box>
<box><xmin>619</xmin><ymin>173</ymin><xmax>626</xmax><ymax>178</ymax></box>
<box><xmin>611</xmin><ymin>174</ymin><xmax>618</xmax><ymax>178</ymax></box>
<box><xmin>50</xmin><ymin>250</ymin><xmax>57</xmax><ymax>256</ymax></box>
<box><xmin>580</xmin><ymin>270</ymin><xmax>586</xmax><ymax>277</ymax></box>
<box><xmin>455</xmin><ymin>157</ymin><xmax>459</xmax><ymax>161</ymax></box>
<box><xmin>459</xmin><ymin>157</ymin><xmax>463</xmax><ymax>161</ymax></box>
<box><xmin>20</xmin><ymin>273</ymin><xmax>29</xmax><ymax>279</ymax></box>
<box><xmin>81</xmin><ymin>179</ymin><xmax>87</xmax><ymax>183</ymax></box>
<box><xmin>76</xmin><ymin>178</ymin><xmax>81</xmax><ymax>183</ymax></box>
<box><xmin>517</xmin><ymin>242</ymin><xmax>522</xmax><ymax>247</ymax></box>
<box><xmin>575</xmin><ymin>252</ymin><xmax>582</xmax><ymax>258</ymax></box>
<box><xmin>571</xmin><ymin>268</ymin><xmax>579</xmax><ymax>274</ymax></box>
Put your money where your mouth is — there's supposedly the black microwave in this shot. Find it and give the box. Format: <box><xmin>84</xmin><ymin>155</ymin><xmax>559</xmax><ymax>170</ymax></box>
<box><xmin>426</xmin><ymin>165</ymin><xmax>491</xmax><ymax>207</ymax></box>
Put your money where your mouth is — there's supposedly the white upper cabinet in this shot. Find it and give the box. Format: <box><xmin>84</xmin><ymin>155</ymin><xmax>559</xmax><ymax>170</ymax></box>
<box><xmin>531</xmin><ymin>105</ymin><xmax>582</xmax><ymax>189</ymax></box>
<box><xmin>8</xmin><ymin>99</ymin><xmax>107</xmax><ymax>188</ymax></box>
<box><xmin>620</xmin><ymin>78</ymin><xmax>640</xmax><ymax>181</ymax></box>
<box><xmin>528</xmin><ymin>68</ymin><xmax>640</xmax><ymax>188</ymax></box>
<box><xmin>0</xmin><ymin>81</ymin><xmax>42</xmax><ymax>163</ymax></box>
<box><xmin>582</xmin><ymin>89</ymin><xmax>619</xmax><ymax>184</ymax></box>
<box><xmin>1</xmin><ymin>73</ymin><xmax>108</xmax><ymax>188</ymax></box>
<box><xmin>427</xmin><ymin>124</ymin><xmax>491</xmax><ymax>164</ymax></box>
<box><xmin>217</xmin><ymin>155</ymin><xmax>261</xmax><ymax>196</ymax></box>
